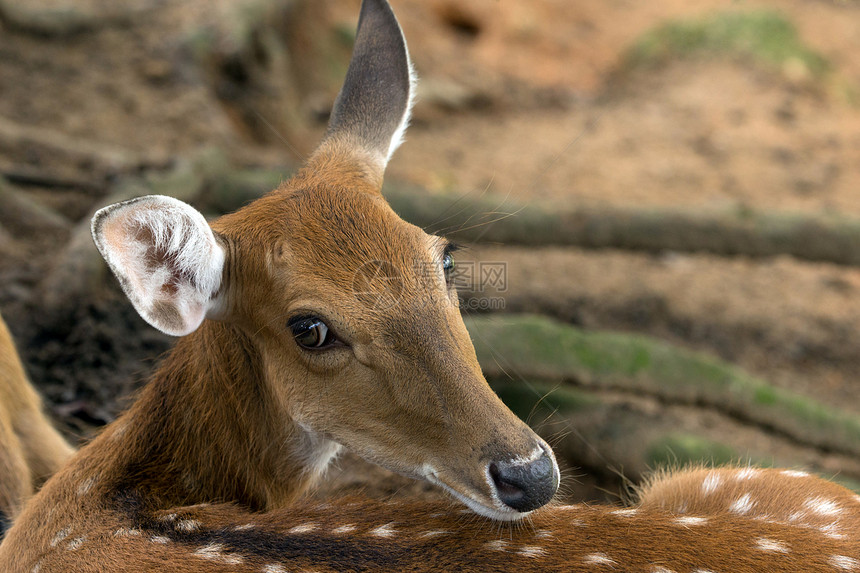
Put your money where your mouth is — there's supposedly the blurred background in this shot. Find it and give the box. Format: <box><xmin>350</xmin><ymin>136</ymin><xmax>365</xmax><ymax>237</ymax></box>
<box><xmin>1</xmin><ymin>0</ymin><xmax>860</xmax><ymax>504</ymax></box>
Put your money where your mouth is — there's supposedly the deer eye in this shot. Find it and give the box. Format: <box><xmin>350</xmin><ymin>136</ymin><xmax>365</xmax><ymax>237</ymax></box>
<box><xmin>288</xmin><ymin>317</ymin><xmax>337</xmax><ymax>349</ymax></box>
<box><xmin>442</xmin><ymin>243</ymin><xmax>461</xmax><ymax>278</ymax></box>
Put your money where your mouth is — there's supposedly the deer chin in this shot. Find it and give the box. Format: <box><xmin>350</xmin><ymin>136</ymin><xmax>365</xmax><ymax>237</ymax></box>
<box><xmin>421</xmin><ymin>465</ymin><xmax>530</xmax><ymax>522</ymax></box>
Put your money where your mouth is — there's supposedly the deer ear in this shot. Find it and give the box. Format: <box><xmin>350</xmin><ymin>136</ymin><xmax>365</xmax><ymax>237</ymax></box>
<box><xmin>314</xmin><ymin>0</ymin><xmax>416</xmax><ymax>181</ymax></box>
<box><xmin>91</xmin><ymin>195</ymin><xmax>225</xmax><ymax>337</ymax></box>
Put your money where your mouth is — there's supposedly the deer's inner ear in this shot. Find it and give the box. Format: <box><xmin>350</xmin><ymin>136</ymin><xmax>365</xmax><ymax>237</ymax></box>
<box><xmin>92</xmin><ymin>195</ymin><xmax>226</xmax><ymax>337</ymax></box>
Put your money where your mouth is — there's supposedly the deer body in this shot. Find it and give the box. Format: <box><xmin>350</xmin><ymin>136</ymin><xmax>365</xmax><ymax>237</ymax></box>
<box><xmin>1</xmin><ymin>0</ymin><xmax>858</xmax><ymax>571</ymax></box>
<box><xmin>0</xmin><ymin>312</ymin><xmax>73</xmax><ymax>533</ymax></box>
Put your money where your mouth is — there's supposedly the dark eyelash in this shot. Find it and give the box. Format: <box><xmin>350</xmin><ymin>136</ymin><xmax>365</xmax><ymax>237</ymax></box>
<box><xmin>444</xmin><ymin>242</ymin><xmax>463</xmax><ymax>255</ymax></box>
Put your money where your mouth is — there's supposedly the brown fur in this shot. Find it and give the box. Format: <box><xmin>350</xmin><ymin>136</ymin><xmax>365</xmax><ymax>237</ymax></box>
<box><xmin>0</xmin><ymin>312</ymin><xmax>74</xmax><ymax>525</ymax></box>
<box><xmin>1</xmin><ymin>0</ymin><xmax>858</xmax><ymax>569</ymax></box>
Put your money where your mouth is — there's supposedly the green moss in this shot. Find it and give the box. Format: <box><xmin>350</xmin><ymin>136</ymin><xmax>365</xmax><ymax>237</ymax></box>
<box><xmin>490</xmin><ymin>379</ymin><xmax>601</xmax><ymax>421</ymax></box>
<box><xmin>623</xmin><ymin>11</ymin><xmax>829</xmax><ymax>79</ymax></box>
<box><xmin>465</xmin><ymin>314</ymin><xmax>860</xmax><ymax>457</ymax></box>
<box><xmin>646</xmin><ymin>434</ymin><xmax>738</xmax><ymax>468</ymax></box>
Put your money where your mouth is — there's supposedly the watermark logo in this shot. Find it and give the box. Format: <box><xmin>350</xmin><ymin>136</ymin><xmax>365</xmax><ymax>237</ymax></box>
<box><xmin>351</xmin><ymin>259</ymin><xmax>508</xmax><ymax>310</ymax></box>
<box><xmin>351</xmin><ymin>260</ymin><xmax>404</xmax><ymax>311</ymax></box>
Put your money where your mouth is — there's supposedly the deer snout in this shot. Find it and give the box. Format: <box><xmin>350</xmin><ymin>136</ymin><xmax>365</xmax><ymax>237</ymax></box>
<box><xmin>488</xmin><ymin>443</ymin><xmax>559</xmax><ymax>513</ymax></box>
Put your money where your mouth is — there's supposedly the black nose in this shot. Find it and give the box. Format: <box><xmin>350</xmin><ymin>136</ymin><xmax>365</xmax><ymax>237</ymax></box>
<box><xmin>488</xmin><ymin>449</ymin><xmax>558</xmax><ymax>512</ymax></box>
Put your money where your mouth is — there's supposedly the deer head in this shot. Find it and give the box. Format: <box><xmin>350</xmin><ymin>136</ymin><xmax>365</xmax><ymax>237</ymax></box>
<box><xmin>91</xmin><ymin>0</ymin><xmax>558</xmax><ymax>521</ymax></box>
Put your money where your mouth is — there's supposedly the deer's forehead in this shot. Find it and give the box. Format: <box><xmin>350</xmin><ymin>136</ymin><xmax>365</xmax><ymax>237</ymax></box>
<box><xmin>278</xmin><ymin>190</ymin><xmax>431</xmax><ymax>277</ymax></box>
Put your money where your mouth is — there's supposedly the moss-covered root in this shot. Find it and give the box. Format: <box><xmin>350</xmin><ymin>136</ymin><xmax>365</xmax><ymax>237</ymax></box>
<box><xmin>466</xmin><ymin>314</ymin><xmax>860</xmax><ymax>457</ymax></box>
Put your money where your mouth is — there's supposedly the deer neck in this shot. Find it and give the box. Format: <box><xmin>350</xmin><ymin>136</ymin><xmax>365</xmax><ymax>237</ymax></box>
<box><xmin>81</xmin><ymin>320</ymin><xmax>339</xmax><ymax>512</ymax></box>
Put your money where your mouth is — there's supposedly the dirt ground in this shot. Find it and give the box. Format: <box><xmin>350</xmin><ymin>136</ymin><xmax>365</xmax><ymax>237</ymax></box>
<box><xmin>2</xmin><ymin>0</ymin><xmax>860</xmax><ymax>503</ymax></box>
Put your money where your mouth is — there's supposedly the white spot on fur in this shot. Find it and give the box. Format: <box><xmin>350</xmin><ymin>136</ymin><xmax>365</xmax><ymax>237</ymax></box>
<box><xmin>804</xmin><ymin>496</ymin><xmax>842</xmax><ymax>516</ymax></box>
<box><xmin>194</xmin><ymin>543</ymin><xmax>244</xmax><ymax>565</ymax></box>
<box><xmin>233</xmin><ymin>523</ymin><xmax>256</xmax><ymax>531</ymax></box>
<box><xmin>788</xmin><ymin>510</ymin><xmax>807</xmax><ymax>522</ymax></box>
<box><xmin>114</xmin><ymin>528</ymin><xmax>142</xmax><ymax>537</ymax></box>
<box><xmin>780</xmin><ymin>470</ymin><xmax>809</xmax><ymax>478</ymax></box>
<box><xmin>729</xmin><ymin>493</ymin><xmax>754</xmax><ymax>514</ymax></box>
<box><xmin>701</xmin><ymin>473</ymin><xmax>721</xmax><ymax>495</ymax></box>
<box><xmin>485</xmin><ymin>540</ymin><xmax>509</xmax><ymax>552</ymax></box>
<box><xmin>50</xmin><ymin>526</ymin><xmax>71</xmax><ymax>547</ymax></box>
<box><xmin>584</xmin><ymin>553</ymin><xmax>616</xmax><ymax>565</ymax></box>
<box><xmin>429</xmin><ymin>512</ymin><xmax>446</xmax><ymax>518</ymax></box>
<box><xmin>177</xmin><ymin>519</ymin><xmax>201</xmax><ymax>532</ymax></box>
<box><xmin>829</xmin><ymin>555</ymin><xmax>860</xmax><ymax>571</ymax></box>
<box><xmin>820</xmin><ymin>522</ymin><xmax>846</xmax><ymax>540</ymax></box>
<box><xmin>755</xmin><ymin>537</ymin><xmax>789</xmax><ymax>553</ymax></box>
<box><xmin>66</xmin><ymin>536</ymin><xmax>86</xmax><ymax>550</ymax></box>
<box><xmin>76</xmin><ymin>476</ymin><xmax>97</xmax><ymax>497</ymax></box>
<box><xmin>853</xmin><ymin>495</ymin><xmax>860</xmax><ymax>505</ymax></box>
<box><xmin>289</xmin><ymin>523</ymin><xmax>318</xmax><ymax>534</ymax></box>
<box><xmin>332</xmin><ymin>524</ymin><xmax>357</xmax><ymax>534</ymax></box>
<box><xmin>419</xmin><ymin>530</ymin><xmax>448</xmax><ymax>538</ymax></box>
<box><xmin>517</xmin><ymin>546</ymin><xmax>546</xmax><ymax>558</ymax></box>
<box><xmin>369</xmin><ymin>523</ymin><xmax>396</xmax><ymax>538</ymax></box>
<box><xmin>611</xmin><ymin>508</ymin><xmax>638</xmax><ymax>517</ymax></box>
<box><xmin>151</xmin><ymin>536</ymin><xmax>170</xmax><ymax>544</ymax></box>
<box><xmin>735</xmin><ymin>468</ymin><xmax>761</xmax><ymax>481</ymax></box>
<box><xmin>555</xmin><ymin>504</ymin><xmax>583</xmax><ymax>511</ymax></box>
<box><xmin>650</xmin><ymin>567</ymin><xmax>677</xmax><ymax>573</ymax></box>
<box><xmin>674</xmin><ymin>516</ymin><xmax>708</xmax><ymax>526</ymax></box>
<box><xmin>262</xmin><ymin>565</ymin><xmax>287</xmax><ymax>573</ymax></box>
<box><xmin>159</xmin><ymin>513</ymin><xmax>178</xmax><ymax>523</ymax></box>
<box><xmin>31</xmin><ymin>563</ymin><xmax>41</xmax><ymax>573</ymax></box>
<box><xmin>535</xmin><ymin>529</ymin><xmax>553</xmax><ymax>539</ymax></box>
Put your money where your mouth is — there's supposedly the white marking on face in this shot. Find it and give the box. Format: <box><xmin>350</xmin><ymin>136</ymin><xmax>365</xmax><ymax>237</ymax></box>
<box><xmin>262</xmin><ymin>565</ymin><xmax>287</xmax><ymax>573</ymax></box>
<box><xmin>288</xmin><ymin>523</ymin><xmax>318</xmax><ymax>534</ymax></box>
<box><xmin>701</xmin><ymin>472</ymin><xmax>721</xmax><ymax>495</ymax></box>
<box><xmin>583</xmin><ymin>553</ymin><xmax>616</xmax><ymax>565</ymax></box>
<box><xmin>729</xmin><ymin>493</ymin><xmax>754</xmax><ymax>515</ymax></box>
<box><xmin>233</xmin><ymin>523</ymin><xmax>256</xmax><ymax>531</ymax></box>
<box><xmin>674</xmin><ymin>516</ymin><xmax>708</xmax><ymax>526</ymax></box>
<box><xmin>485</xmin><ymin>540</ymin><xmax>509</xmax><ymax>552</ymax></box>
<box><xmin>853</xmin><ymin>495</ymin><xmax>860</xmax><ymax>505</ymax></box>
<box><xmin>177</xmin><ymin>519</ymin><xmax>201</xmax><ymax>533</ymax></box>
<box><xmin>555</xmin><ymin>504</ymin><xmax>582</xmax><ymax>511</ymax></box>
<box><xmin>31</xmin><ymin>563</ymin><xmax>41</xmax><ymax>573</ymax></box>
<box><xmin>151</xmin><ymin>536</ymin><xmax>170</xmax><ymax>544</ymax></box>
<box><xmin>650</xmin><ymin>567</ymin><xmax>678</xmax><ymax>573</ymax></box>
<box><xmin>611</xmin><ymin>508</ymin><xmax>638</xmax><ymax>517</ymax></box>
<box><xmin>735</xmin><ymin>468</ymin><xmax>760</xmax><ymax>481</ymax></box>
<box><xmin>804</xmin><ymin>496</ymin><xmax>842</xmax><ymax>516</ymax></box>
<box><xmin>194</xmin><ymin>543</ymin><xmax>244</xmax><ymax>565</ymax></box>
<box><xmin>755</xmin><ymin>537</ymin><xmax>789</xmax><ymax>553</ymax></box>
<box><xmin>517</xmin><ymin>546</ymin><xmax>546</xmax><ymax>558</ymax></box>
<box><xmin>159</xmin><ymin>513</ymin><xmax>178</xmax><ymax>523</ymax></box>
<box><xmin>829</xmin><ymin>555</ymin><xmax>860</xmax><ymax>571</ymax></box>
<box><xmin>419</xmin><ymin>530</ymin><xmax>448</xmax><ymax>538</ymax></box>
<box><xmin>332</xmin><ymin>524</ymin><xmax>357</xmax><ymax>534</ymax></box>
<box><xmin>66</xmin><ymin>536</ymin><xmax>87</xmax><ymax>551</ymax></box>
<box><xmin>113</xmin><ymin>528</ymin><xmax>142</xmax><ymax>537</ymax></box>
<box><xmin>50</xmin><ymin>526</ymin><xmax>72</xmax><ymax>547</ymax></box>
<box><xmin>369</xmin><ymin>523</ymin><xmax>396</xmax><ymax>538</ymax></box>
<box><xmin>535</xmin><ymin>529</ymin><xmax>553</xmax><ymax>539</ymax></box>
<box><xmin>780</xmin><ymin>470</ymin><xmax>809</xmax><ymax>478</ymax></box>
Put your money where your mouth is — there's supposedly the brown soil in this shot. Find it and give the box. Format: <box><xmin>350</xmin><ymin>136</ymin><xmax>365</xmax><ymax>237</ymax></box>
<box><xmin>1</xmin><ymin>0</ymin><xmax>860</xmax><ymax>503</ymax></box>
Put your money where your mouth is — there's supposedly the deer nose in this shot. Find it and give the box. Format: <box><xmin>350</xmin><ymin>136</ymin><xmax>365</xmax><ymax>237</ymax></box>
<box><xmin>488</xmin><ymin>448</ymin><xmax>559</xmax><ymax>513</ymax></box>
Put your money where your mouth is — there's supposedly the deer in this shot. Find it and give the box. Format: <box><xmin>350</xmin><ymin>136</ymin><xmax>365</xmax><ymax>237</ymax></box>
<box><xmin>0</xmin><ymin>311</ymin><xmax>74</xmax><ymax>535</ymax></box>
<box><xmin>1</xmin><ymin>0</ymin><xmax>858</xmax><ymax>571</ymax></box>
